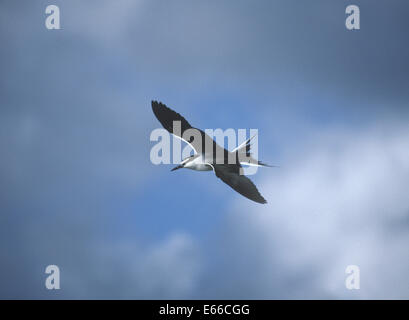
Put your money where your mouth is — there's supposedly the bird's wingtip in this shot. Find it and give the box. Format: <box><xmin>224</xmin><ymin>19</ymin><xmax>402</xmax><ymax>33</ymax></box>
<box><xmin>254</xmin><ymin>195</ymin><xmax>267</xmax><ymax>204</ymax></box>
<box><xmin>151</xmin><ymin>100</ymin><xmax>163</xmax><ymax>114</ymax></box>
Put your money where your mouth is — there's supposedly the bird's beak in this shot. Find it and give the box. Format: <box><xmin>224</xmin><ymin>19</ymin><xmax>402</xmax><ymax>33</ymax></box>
<box><xmin>171</xmin><ymin>164</ymin><xmax>183</xmax><ymax>171</ymax></box>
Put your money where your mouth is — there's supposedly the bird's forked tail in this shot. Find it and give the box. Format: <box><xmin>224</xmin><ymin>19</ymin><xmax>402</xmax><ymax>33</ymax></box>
<box><xmin>232</xmin><ymin>135</ymin><xmax>275</xmax><ymax>167</ymax></box>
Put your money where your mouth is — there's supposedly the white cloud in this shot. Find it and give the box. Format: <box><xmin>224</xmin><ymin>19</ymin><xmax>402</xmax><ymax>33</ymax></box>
<box><xmin>212</xmin><ymin>124</ymin><xmax>409</xmax><ymax>298</ymax></box>
<box><xmin>133</xmin><ymin>233</ymin><xmax>201</xmax><ymax>298</ymax></box>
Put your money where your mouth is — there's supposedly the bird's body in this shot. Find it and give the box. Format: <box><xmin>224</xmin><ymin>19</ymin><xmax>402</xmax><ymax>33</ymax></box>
<box><xmin>183</xmin><ymin>155</ymin><xmax>213</xmax><ymax>171</ymax></box>
<box><xmin>151</xmin><ymin>100</ymin><xmax>270</xmax><ymax>204</ymax></box>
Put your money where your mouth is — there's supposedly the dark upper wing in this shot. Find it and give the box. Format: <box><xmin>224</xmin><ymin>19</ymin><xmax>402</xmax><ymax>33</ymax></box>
<box><xmin>214</xmin><ymin>165</ymin><xmax>267</xmax><ymax>204</ymax></box>
<box><xmin>152</xmin><ymin>100</ymin><xmax>193</xmax><ymax>135</ymax></box>
<box><xmin>151</xmin><ymin>100</ymin><xmax>227</xmax><ymax>157</ymax></box>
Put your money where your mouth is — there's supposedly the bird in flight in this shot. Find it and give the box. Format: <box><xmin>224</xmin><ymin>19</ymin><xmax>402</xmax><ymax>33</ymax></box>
<box><xmin>151</xmin><ymin>101</ymin><xmax>271</xmax><ymax>204</ymax></box>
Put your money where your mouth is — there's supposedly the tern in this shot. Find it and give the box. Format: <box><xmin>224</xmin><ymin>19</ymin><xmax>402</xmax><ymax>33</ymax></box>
<box><xmin>151</xmin><ymin>101</ymin><xmax>271</xmax><ymax>204</ymax></box>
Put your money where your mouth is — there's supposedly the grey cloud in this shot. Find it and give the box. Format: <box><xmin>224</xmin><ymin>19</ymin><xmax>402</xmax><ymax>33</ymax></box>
<box><xmin>61</xmin><ymin>0</ymin><xmax>409</xmax><ymax>106</ymax></box>
<box><xmin>60</xmin><ymin>233</ymin><xmax>201</xmax><ymax>299</ymax></box>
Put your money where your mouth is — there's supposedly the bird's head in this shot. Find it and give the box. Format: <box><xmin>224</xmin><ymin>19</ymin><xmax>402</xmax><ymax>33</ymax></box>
<box><xmin>171</xmin><ymin>155</ymin><xmax>195</xmax><ymax>171</ymax></box>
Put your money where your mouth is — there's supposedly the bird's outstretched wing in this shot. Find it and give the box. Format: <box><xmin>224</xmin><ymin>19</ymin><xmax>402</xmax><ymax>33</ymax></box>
<box><xmin>214</xmin><ymin>165</ymin><xmax>267</xmax><ymax>204</ymax></box>
<box><xmin>151</xmin><ymin>100</ymin><xmax>227</xmax><ymax>158</ymax></box>
<box><xmin>152</xmin><ymin>100</ymin><xmax>193</xmax><ymax>136</ymax></box>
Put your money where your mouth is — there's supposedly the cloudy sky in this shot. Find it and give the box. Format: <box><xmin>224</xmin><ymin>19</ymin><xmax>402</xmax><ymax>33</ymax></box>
<box><xmin>1</xmin><ymin>0</ymin><xmax>408</xmax><ymax>299</ymax></box>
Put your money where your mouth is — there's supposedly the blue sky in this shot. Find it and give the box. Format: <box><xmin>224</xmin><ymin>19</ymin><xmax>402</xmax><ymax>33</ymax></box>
<box><xmin>1</xmin><ymin>0</ymin><xmax>409</xmax><ymax>299</ymax></box>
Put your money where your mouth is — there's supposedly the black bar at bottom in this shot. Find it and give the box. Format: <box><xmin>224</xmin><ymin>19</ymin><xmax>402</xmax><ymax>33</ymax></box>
<box><xmin>0</xmin><ymin>300</ymin><xmax>406</xmax><ymax>318</ymax></box>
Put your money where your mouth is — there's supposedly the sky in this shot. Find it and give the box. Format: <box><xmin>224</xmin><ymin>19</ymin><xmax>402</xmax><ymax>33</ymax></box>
<box><xmin>0</xmin><ymin>0</ymin><xmax>408</xmax><ymax>299</ymax></box>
